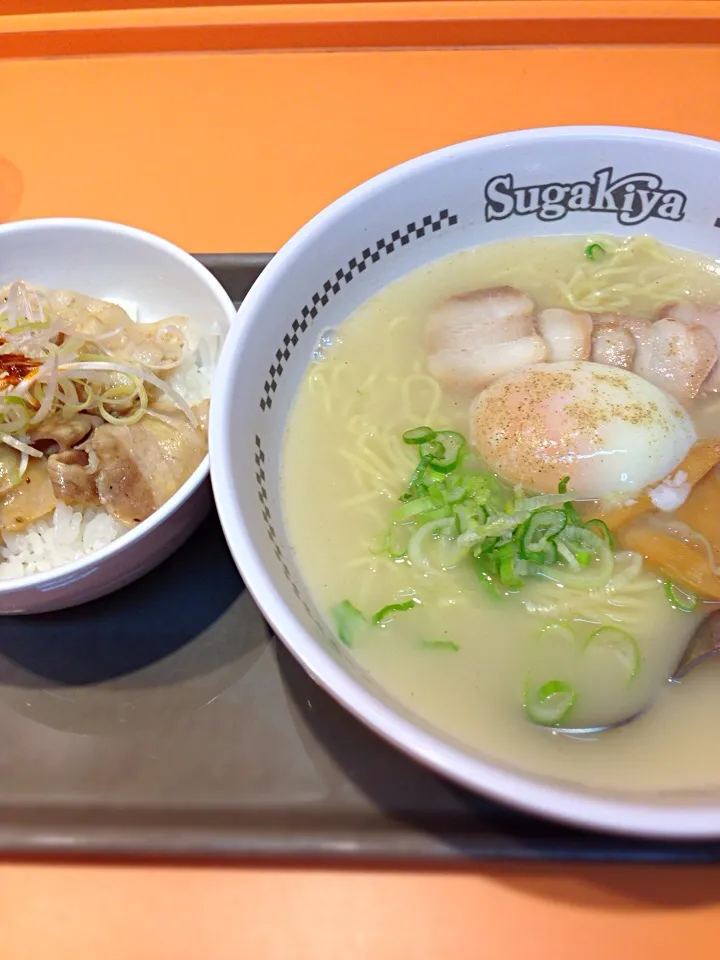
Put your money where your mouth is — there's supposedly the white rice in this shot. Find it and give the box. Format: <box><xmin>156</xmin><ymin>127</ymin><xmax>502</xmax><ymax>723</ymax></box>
<box><xmin>0</xmin><ymin>503</ymin><xmax>124</xmax><ymax>579</ymax></box>
<box><xmin>168</xmin><ymin>352</ymin><xmax>213</xmax><ymax>407</ymax></box>
<box><xmin>168</xmin><ymin>312</ymin><xmax>220</xmax><ymax>406</ymax></box>
<box><xmin>0</xmin><ymin>298</ymin><xmax>220</xmax><ymax>579</ymax></box>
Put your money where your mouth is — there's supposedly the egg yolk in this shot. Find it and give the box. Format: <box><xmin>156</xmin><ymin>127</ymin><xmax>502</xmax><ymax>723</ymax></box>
<box><xmin>470</xmin><ymin>361</ymin><xmax>696</xmax><ymax>499</ymax></box>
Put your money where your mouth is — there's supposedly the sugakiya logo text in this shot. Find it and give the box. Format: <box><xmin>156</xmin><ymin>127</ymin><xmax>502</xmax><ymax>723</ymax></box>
<box><xmin>484</xmin><ymin>168</ymin><xmax>687</xmax><ymax>225</ymax></box>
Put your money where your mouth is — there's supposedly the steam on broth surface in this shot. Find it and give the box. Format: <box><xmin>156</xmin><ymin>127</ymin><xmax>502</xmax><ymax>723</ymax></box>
<box><xmin>283</xmin><ymin>235</ymin><xmax>720</xmax><ymax>794</ymax></box>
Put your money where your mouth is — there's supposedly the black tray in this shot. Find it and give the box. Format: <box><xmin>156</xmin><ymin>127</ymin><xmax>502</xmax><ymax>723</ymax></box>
<box><xmin>0</xmin><ymin>253</ymin><xmax>716</xmax><ymax>862</ymax></box>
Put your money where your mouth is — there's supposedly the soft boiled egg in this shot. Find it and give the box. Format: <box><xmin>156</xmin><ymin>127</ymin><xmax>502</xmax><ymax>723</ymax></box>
<box><xmin>470</xmin><ymin>360</ymin><xmax>696</xmax><ymax>499</ymax></box>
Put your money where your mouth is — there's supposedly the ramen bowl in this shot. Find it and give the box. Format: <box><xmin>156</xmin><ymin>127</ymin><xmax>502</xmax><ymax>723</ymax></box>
<box><xmin>211</xmin><ymin>126</ymin><xmax>720</xmax><ymax>837</ymax></box>
<box><xmin>0</xmin><ymin>217</ymin><xmax>235</xmax><ymax>614</ymax></box>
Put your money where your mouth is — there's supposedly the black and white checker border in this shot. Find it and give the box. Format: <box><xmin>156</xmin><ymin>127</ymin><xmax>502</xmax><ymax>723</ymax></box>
<box><xmin>260</xmin><ymin>208</ymin><xmax>459</xmax><ymax>411</ymax></box>
<box><xmin>254</xmin><ymin>435</ymin><xmax>325</xmax><ymax>631</ymax></box>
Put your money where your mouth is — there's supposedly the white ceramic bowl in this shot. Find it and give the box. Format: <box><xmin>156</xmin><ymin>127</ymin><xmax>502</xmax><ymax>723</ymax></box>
<box><xmin>211</xmin><ymin>126</ymin><xmax>720</xmax><ymax>838</ymax></box>
<box><xmin>0</xmin><ymin>217</ymin><xmax>235</xmax><ymax>614</ymax></box>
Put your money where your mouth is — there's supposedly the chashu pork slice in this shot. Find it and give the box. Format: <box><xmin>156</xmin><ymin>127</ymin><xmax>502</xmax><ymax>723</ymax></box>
<box><xmin>426</xmin><ymin>286</ymin><xmax>547</xmax><ymax>392</ymax></box>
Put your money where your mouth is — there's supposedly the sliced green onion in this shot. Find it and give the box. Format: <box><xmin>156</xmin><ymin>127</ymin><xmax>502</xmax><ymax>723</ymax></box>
<box><xmin>514</xmin><ymin>492</ymin><xmax>570</xmax><ymax>512</ymax></box>
<box><xmin>384</xmin><ymin>425</ymin><xmax>632</xmax><ymax>602</ymax></box>
<box><xmin>664</xmin><ymin>580</ymin><xmax>698</xmax><ymax>613</ymax></box>
<box><xmin>524</xmin><ymin>678</ymin><xmax>576</xmax><ymax>726</ymax></box>
<box><xmin>0</xmin><ymin>443</ymin><xmax>22</xmax><ymax>493</ymax></box>
<box><xmin>496</xmin><ymin>542</ymin><xmax>524</xmax><ymax>592</ymax></box>
<box><xmin>584</xmin><ymin>626</ymin><xmax>641</xmax><ymax>682</ymax></box>
<box><xmin>453</xmin><ymin>502</ymin><xmax>487</xmax><ymax>534</ymax></box>
<box><xmin>385</xmin><ymin>522</ymin><xmax>413</xmax><ymax>559</ymax></box>
<box><xmin>399</xmin><ymin>454</ymin><xmax>432</xmax><ymax>502</ymax></box>
<box><xmin>331</xmin><ymin>600</ymin><xmax>366</xmax><ymax>647</ymax></box>
<box><xmin>420</xmin><ymin>505</ymin><xmax>454</xmax><ymax>523</ymax></box>
<box><xmin>419</xmin><ymin>439</ymin><xmax>444</xmax><ymax>460</ymax></box>
<box><xmin>460</xmin><ymin>472</ymin><xmax>496</xmax><ymax>506</ymax></box>
<box><xmin>56</xmin><ymin>377</ymin><xmax>92</xmax><ymax>414</ymax></box>
<box><xmin>421</xmin><ymin>639</ymin><xmax>460</xmax><ymax>652</ymax></box>
<box><xmin>59</xmin><ymin>360</ymin><xmax>197</xmax><ymax>426</ymax></box>
<box><xmin>444</xmin><ymin>473</ymin><xmax>468</xmax><ymax>504</ymax></box>
<box><xmin>0</xmin><ymin>395</ymin><xmax>30</xmax><ymax>435</ymax></box>
<box><xmin>472</xmin><ymin>552</ymin><xmax>500</xmax><ymax>599</ymax></box>
<box><xmin>473</xmin><ymin>536</ymin><xmax>499</xmax><ymax>557</ymax></box>
<box><xmin>426</xmin><ymin>482</ymin><xmax>447</xmax><ymax>508</ymax></box>
<box><xmin>28</xmin><ymin>356</ymin><xmax>59</xmax><ymax>425</ymax></box>
<box><xmin>421</xmin><ymin>430</ymin><xmax>465</xmax><ymax>473</ymax></box>
<box><xmin>75</xmin><ymin>351</ymin><xmax>123</xmax><ymax>364</ymax></box>
<box><xmin>99</xmin><ymin>375</ymin><xmax>148</xmax><ymax>425</ymax></box>
<box><xmin>519</xmin><ymin>508</ymin><xmax>566</xmax><ymax>564</ymax></box>
<box><xmin>372</xmin><ymin>599</ymin><xmax>418</xmax><ymax>624</ymax></box>
<box><xmin>392</xmin><ymin>497</ymin><xmax>434</xmax><ymax>522</ymax></box>
<box><xmin>559</xmin><ymin>525</ymin><xmax>602</xmax><ymax>568</ymax></box>
<box><xmin>563</xmin><ymin>501</ymin><xmax>582</xmax><ymax>526</ymax></box>
<box><xmin>584</xmin><ymin>518</ymin><xmax>614</xmax><ymax>549</ymax></box>
<box><xmin>0</xmin><ymin>395</ymin><xmax>30</xmax><ymax>413</ymax></box>
<box><xmin>584</xmin><ymin>242</ymin><xmax>606</xmax><ymax>260</ymax></box>
<box><xmin>407</xmin><ymin>516</ymin><xmax>457</xmax><ymax>570</ymax></box>
<box><xmin>402</xmin><ymin>426</ymin><xmax>436</xmax><ymax>445</ymax></box>
<box><xmin>542</xmin><ymin>528</ymin><xmax>613</xmax><ymax>589</ymax></box>
<box><xmin>442</xmin><ymin>473</ymin><xmax>463</xmax><ymax>501</ymax></box>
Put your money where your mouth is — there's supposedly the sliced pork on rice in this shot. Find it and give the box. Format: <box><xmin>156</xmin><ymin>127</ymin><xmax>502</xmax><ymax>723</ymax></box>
<box><xmin>0</xmin><ymin>281</ymin><xmax>218</xmax><ymax>577</ymax></box>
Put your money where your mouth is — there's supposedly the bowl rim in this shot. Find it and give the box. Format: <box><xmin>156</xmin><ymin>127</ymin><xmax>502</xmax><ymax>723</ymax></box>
<box><xmin>0</xmin><ymin>216</ymin><xmax>237</xmax><ymax>595</ymax></box>
<box><xmin>210</xmin><ymin>125</ymin><xmax>720</xmax><ymax>838</ymax></box>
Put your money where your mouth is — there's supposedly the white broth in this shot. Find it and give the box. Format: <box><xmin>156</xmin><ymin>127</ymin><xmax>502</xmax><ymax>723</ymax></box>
<box><xmin>283</xmin><ymin>235</ymin><xmax>720</xmax><ymax>794</ymax></box>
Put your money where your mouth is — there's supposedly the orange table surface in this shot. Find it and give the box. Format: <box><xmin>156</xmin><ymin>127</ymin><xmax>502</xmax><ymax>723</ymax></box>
<box><xmin>4</xmin><ymin>40</ymin><xmax>720</xmax><ymax>959</ymax></box>
<box><xmin>1</xmin><ymin>862</ymin><xmax>720</xmax><ymax>958</ymax></box>
<box><xmin>3</xmin><ymin>44</ymin><xmax>720</xmax><ymax>251</ymax></box>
